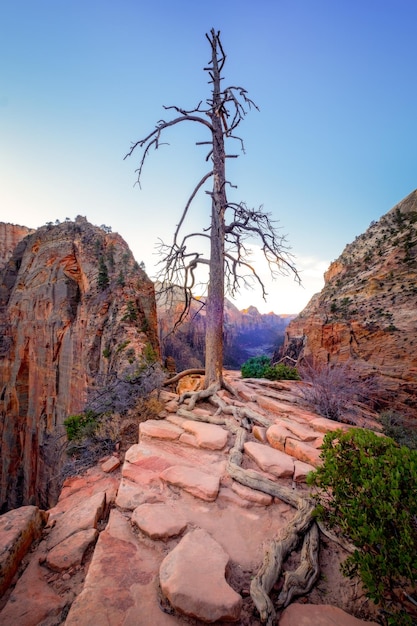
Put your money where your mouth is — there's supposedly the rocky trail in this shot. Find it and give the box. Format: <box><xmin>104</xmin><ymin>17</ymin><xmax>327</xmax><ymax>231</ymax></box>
<box><xmin>0</xmin><ymin>373</ymin><xmax>380</xmax><ymax>625</ymax></box>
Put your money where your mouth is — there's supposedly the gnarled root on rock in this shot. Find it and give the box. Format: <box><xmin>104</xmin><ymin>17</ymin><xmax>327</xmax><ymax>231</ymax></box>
<box><xmin>167</xmin><ymin>372</ymin><xmax>321</xmax><ymax>624</ymax></box>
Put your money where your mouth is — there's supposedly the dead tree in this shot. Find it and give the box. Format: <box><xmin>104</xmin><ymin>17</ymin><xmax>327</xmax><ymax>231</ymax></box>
<box><xmin>125</xmin><ymin>29</ymin><xmax>299</xmax><ymax>392</ymax></box>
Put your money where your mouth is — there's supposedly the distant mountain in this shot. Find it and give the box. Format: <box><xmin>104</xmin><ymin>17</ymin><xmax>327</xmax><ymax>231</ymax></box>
<box><xmin>157</xmin><ymin>287</ymin><xmax>294</xmax><ymax>370</ymax></box>
<box><xmin>279</xmin><ymin>190</ymin><xmax>417</xmax><ymax>417</ymax></box>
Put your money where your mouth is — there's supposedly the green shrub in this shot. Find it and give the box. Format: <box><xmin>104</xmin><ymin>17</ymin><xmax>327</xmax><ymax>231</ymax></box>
<box><xmin>241</xmin><ymin>355</ymin><xmax>270</xmax><ymax>378</ymax></box>
<box><xmin>307</xmin><ymin>428</ymin><xmax>417</xmax><ymax>619</ymax></box>
<box><xmin>241</xmin><ymin>356</ymin><xmax>299</xmax><ymax>380</ymax></box>
<box><xmin>263</xmin><ymin>363</ymin><xmax>300</xmax><ymax>380</ymax></box>
<box><xmin>64</xmin><ymin>410</ymin><xmax>99</xmax><ymax>441</ymax></box>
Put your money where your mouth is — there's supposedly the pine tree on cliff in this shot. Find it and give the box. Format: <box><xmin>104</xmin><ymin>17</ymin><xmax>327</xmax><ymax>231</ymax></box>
<box><xmin>125</xmin><ymin>29</ymin><xmax>298</xmax><ymax>394</ymax></box>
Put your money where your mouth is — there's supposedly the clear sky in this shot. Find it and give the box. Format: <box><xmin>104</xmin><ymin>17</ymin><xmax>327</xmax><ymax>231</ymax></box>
<box><xmin>1</xmin><ymin>1</ymin><xmax>417</xmax><ymax>314</ymax></box>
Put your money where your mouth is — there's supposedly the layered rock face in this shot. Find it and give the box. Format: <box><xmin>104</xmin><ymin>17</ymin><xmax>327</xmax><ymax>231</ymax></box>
<box><xmin>0</xmin><ymin>218</ymin><xmax>159</xmax><ymax>511</ymax></box>
<box><xmin>280</xmin><ymin>190</ymin><xmax>417</xmax><ymax>416</ymax></box>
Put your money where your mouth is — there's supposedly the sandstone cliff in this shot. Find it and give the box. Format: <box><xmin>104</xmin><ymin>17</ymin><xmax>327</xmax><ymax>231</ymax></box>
<box><xmin>0</xmin><ymin>218</ymin><xmax>159</xmax><ymax>511</ymax></box>
<box><xmin>280</xmin><ymin>190</ymin><xmax>417</xmax><ymax>416</ymax></box>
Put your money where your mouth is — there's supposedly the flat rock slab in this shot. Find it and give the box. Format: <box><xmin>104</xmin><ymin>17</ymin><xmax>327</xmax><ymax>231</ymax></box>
<box><xmin>244</xmin><ymin>441</ymin><xmax>294</xmax><ymax>478</ymax></box>
<box><xmin>266</xmin><ymin>423</ymin><xmax>294</xmax><ymax>451</ymax></box>
<box><xmin>65</xmin><ymin>509</ymin><xmax>177</xmax><ymax>626</ymax></box>
<box><xmin>140</xmin><ymin>419</ymin><xmax>184</xmax><ymax>441</ymax></box>
<box><xmin>47</xmin><ymin>490</ymin><xmax>106</xmax><ymax>550</ymax></box>
<box><xmin>159</xmin><ymin>528</ymin><xmax>242</xmax><ymax>623</ymax></box>
<box><xmin>101</xmin><ymin>456</ymin><xmax>121</xmax><ymax>473</ymax></box>
<box><xmin>253</xmin><ymin>425</ymin><xmax>268</xmax><ymax>443</ymax></box>
<box><xmin>279</xmin><ymin>603</ymin><xmax>379</xmax><ymax>625</ymax></box>
<box><xmin>310</xmin><ymin>416</ymin><xmax>350</xmax><ymax>433</ymax></box>
<box><xmin>231</xmin><ymin>481</ymin><xmax>273</xmax><ymax>506</ymax></box>
<box><xmin>132</xmin><ymin>503</ymin><xmax>187</xmax><ymax>540</ymax></box>
<box><xmin>0</xmin><ymin>505</ymin><xmax>48</xmax><ymax>596</ymax></box>
<box><xmin>0</xmin><ymin>553</ymin><xmax>66</xmax><ymax>625</ymax></box>
<box><xmin>277</xmin><ymin>418</ymin><xmax>319</xmax><ymax>442</ymax></box>
<box><xmin>181</xmin><ymin>420</ymin><xmax>228</xmax><ymax>450</ymax></box>
<box><xmin>49</xmin><ymin>470</ymin><xmax>118</xmax><ymax>522</ymax></box>
<box><xmin>46</xmin><ymin>528</ymin><xmax>98</xmax><ymax>572</ymax></box>
<box><xmin>285</xmin><ymin>438</ymin><xmax>322</xmax><ymax>467</ymax></box>
<box><xmin>160</xmin><ymin>465</ymin><xmax>220</xmax><ymax>502</ymax></box>
<box><xmin>115</xmin><ymin>478</ymin><xmax>162</xmax><ymax>511</ymax></box>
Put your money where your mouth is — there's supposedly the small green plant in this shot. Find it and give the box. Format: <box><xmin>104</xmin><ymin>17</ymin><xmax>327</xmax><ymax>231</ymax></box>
<box><xmin>116</xmin><ymin>340</ymin><xmax>130</xmax><ymax>353</ymax></box>
<box><xmin>64</xmin><ymin>410</ymin><xmax>99</xmax><ymax>441</ymax></box>
<box><xmin>102</xmin><ymin>347</ymin><xmax>111</xmax><ymax>359</ymax></box>
<box><xmin>97</xmin><ymin>255</ymin><xmax>109</xmax><ymax>290</ymax></box>
<box><xmin>308</xmin><ymin>428</ymin><xmax>417</xmax><ymax>619</ymax></box>
<box><xmin>241</xmin><ymin>355</ymin><xmax>299</xmax><ymax>380</ymax></box>
<box><xmin>122</xmin><ymin>300</ymin><xmax>138</xmax><ymax>322</ymax></box>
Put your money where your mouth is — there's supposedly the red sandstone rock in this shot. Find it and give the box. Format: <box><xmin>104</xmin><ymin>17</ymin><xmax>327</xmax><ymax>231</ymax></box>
<box><xmin>285</xmin><ymin>438</ymin><xmax>322</xmax><ymax>467</ymax></box>
<box><xmin>279</xmin><ymin>603</ymin><xmax>379</xmax><ymax>625</ymax></box>
<box><xmin>124</xmin><ymin>443</ymin><xmax>173</xmax><ymax>471</ymax></box>
<box><xmin>159</xmin><ymin>528</ymin><xmax>242</xmax><ymax>623</ymax></box>
<box><xmin>139</xmin><ymin>419</ymin><xmax>184</xmax><ymax>440</ymax></box>
<box><xmin>181</xmin><ymin>420</ymin><xmax>228</xmax><ymax>450</ymax></box>
<box><xmin>0</xmin><ymin>505</ymin><xmax>48</xmax><ymax>596</ymax></box>
<box><xmin>244</xmin><ymin>441</ymin><xmax>295</xmax><ymax>478</ymax></box>
<box><xmin>101</xmin><ymin>456</ymin><xmax>121</xmax><ymax>473</ymax></box>
<box><xmin>281</xmin><ymin>191</ymin><xmax>417</xmax><ymax>417</ymax></box>
<box><xmin>253</xmin><ymin>425</ymin><xmax>268</xmax><ymax>443</ymax></box>
<box><xmin>278</xmin><ymin>418</ymin><xmax>319</xmax><ymax>442</ymax></box>
<box><xmin>293</xmin><ymin>459</ymin><xmax>316</xmax><ymax>482</ymax></box>
<box><xmin>115</xmin><ymin>478</ymin><xmax>160</xmax><ymax>510</ymax></box>
<box><xmin>46</xmin><ymin>528</ymin><xmax>98</xmax><ymax>572</ymax></box>
<box><xmin>121</xmin><ymin>461</ymin><xmax>161</xmax><ymax>487</ymax></box>
<box><xmin>131</xmin><ymin>503</ymin><xmax>187</xmax><ymax>540</ymax></box>
<box><xmin>0</xmin><ymin>219</ymin><xmax>160</xmax><ymax>511</ymax></box>
<box><xmin>160</xmin><ymin>465</ymin><xmax>220</xmax><ymax>501</ymax></box>
<box><xmin>47</xmin><ymin>490</ymin><xmax>106</xmax><ymax>549</ymax></box>
<box><xmin>310</xmin><ymin>416</ymin><xmax>350</xmax><ymax>433</ymax></box>
<box><xmin>0</xmin><ymin>553</ymin><xmax>66</xmax><ymax>625</ymax></box>
<box><xmin>231</xmin><ymin>481</ymin><xmax>273</xmax><ymax>506</ymax></box>
<box><xmin>266</xmin><ymin>423</ymin><xmax>294</xmax><ymax>451</ymax></box>
<box><xmin>65</xmin><ymin>509</ymin><xmax>176</xmax><ymax>626</ymax></box>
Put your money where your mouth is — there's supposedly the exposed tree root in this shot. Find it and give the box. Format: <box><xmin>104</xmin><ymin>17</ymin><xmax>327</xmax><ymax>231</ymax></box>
<box><xmin>170</xmin><ymin>375</ymin><xmax>323</xmax><ymax>623</ymax></box>
<box><xmin>276</xmin><ymin>522</ymin><xmax>320</xmax><ymax>609</ymax></box>
<box><xmin>163</xmin><ymin>368</ymin><xmax>205</xmax><ymax>387</ymax></box>
<box><xmin>179</xmin><ymin>382</ymin><xmax>221</xmax><ymax>410</ymax></box>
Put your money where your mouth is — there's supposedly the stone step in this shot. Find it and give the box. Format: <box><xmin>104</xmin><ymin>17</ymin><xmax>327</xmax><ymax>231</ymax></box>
<box><xmin>159</xmin><ymin>528</ymin><xmax>242</xmax><ymax>623</ymax></box>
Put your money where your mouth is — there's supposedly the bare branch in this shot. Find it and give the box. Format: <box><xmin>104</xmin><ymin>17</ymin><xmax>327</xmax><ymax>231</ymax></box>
<box><xmin>173</xmin><ymin>172</ymin><xmax>213</xmax><ymax>245</ymax></box>
<box><xmin>124</xmin><ymin>114</ymin><xmax>213</xmax><ymax>186</ymax></box>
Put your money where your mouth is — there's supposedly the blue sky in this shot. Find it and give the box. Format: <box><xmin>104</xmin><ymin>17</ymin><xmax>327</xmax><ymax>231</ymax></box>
<box><xmin>1</xmin><ymin>1</ymin><xmax>417</xmax><ymax>314</ymax></box>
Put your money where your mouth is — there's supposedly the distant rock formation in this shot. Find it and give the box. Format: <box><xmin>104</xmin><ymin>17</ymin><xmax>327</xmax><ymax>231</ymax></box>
<box><xmin>279</xmin><ymin>190</ymin><xmax>417</xmax><ymax>416</ymax></box>
<box><xmin>0</xmin><ymin>218</ymin><xmax>159</xmax><ymax>511</ymax></box>
<box><xmin>158</xmin><ymin>288</ymin><xmax>294</xmax><ymax>371</ymax></box>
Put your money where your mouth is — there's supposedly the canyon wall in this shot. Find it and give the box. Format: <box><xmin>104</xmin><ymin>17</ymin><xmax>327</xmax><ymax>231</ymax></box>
<box><xmin>280</xmin><ymin>190</ymin><xmax>417</xmax><ymax>416</ymax></box>
<box><xmin>0</xmin><ymin>218</ymin><xmax>159</xmax><ymax>511</ymax></box>
<box><xmin>158</xmin><ymin>289</ymin><xmax>293</xmax><ymax>370</ymax></box>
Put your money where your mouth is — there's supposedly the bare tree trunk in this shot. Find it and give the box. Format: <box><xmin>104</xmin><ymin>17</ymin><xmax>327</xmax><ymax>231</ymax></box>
<box><xmin>204</xmin><ymin>30</ymin><xmax>226</xmax><ymax>389</ymax></box>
